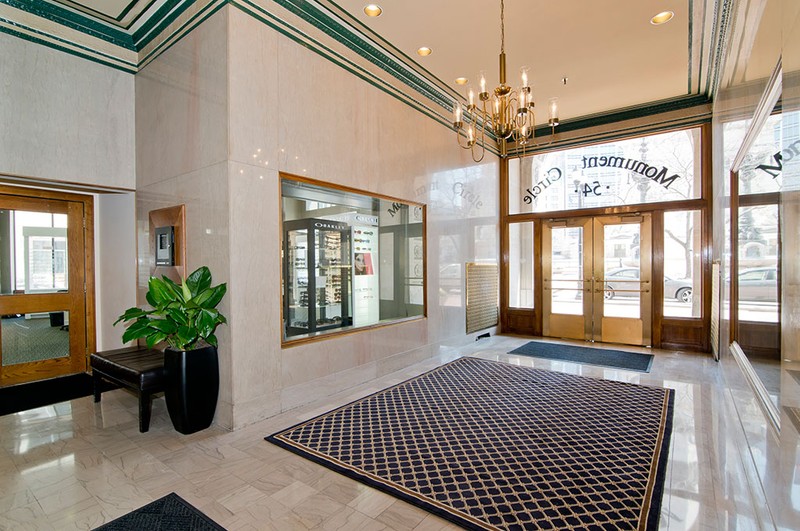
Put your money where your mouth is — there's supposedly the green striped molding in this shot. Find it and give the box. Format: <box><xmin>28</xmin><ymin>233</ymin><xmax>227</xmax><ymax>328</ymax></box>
<box><xmin>1</xmin><ymin>0</ymin><xmax>135</xmax><ymax>48</ymax></box>
<box><xmin>0</xmin><ymin>18</ymin><xmax>137</xmax><ymax>72</ymax></box>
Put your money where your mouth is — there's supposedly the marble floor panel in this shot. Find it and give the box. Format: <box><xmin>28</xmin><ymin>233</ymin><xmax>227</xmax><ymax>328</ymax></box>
<box><xmin>0</xmin><ymin>336</ymin><xmax>777</xmax><ymax>530</ymax></box>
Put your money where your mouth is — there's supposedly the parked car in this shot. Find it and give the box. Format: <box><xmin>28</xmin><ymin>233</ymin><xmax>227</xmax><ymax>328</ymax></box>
<box><xmin>603</xmin><ymin>267</ymin><xmax>693</xmax><ymax>302</ymax></box>
<box><xmin>738</xmin><ymin>266</ymin><xmax>778</xmax><ymax>302</ymax></box>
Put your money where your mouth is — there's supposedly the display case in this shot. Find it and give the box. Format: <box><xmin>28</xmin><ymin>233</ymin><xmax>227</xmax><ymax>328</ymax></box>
<box><xmin>283</xmin><ymin>219</ymin><xmax>351</xmax><ymax>338</ymax></box>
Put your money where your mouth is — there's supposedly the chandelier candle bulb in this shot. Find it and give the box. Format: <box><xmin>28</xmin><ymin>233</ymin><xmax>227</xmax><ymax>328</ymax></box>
<box><xmin>521</xmin><ymin>67</ymin><xmax>529</xmax><ymax>88</ymax></box>
<box><xmin>468</xmin><ymin>88</ymin><xmax>475</xmax><ymax>108</ymax></box>
<box><xmin>549</xmin><ymin>97</ymin><xmax>559</xmax><ymax>126</ymax></box>
<box><xmin>454</xmin><ymin>102</ymin><xmax>462</xmax><ymax>124</ymax></box>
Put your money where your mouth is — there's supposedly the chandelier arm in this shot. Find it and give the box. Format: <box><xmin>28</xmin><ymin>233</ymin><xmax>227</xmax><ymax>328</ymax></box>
<box><xmin>455</xmin><ymin>123</ymin><xmax>472</xmax><ymax>150</ymax></box>
<box><xmin>471</xmin><ymin>141</ymin><xmax>485</xmax><ymax>163</ymax></box>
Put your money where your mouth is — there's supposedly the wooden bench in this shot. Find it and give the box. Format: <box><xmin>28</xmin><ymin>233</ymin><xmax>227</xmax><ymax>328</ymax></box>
<box><xmin>90</xmin><ymin>346</ymin><xmax>165</xmax><ymax>433</ymax></box>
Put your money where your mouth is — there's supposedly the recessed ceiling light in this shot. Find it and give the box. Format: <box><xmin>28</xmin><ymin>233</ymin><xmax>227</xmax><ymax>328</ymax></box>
<box><xmin>417</xmin><ymin>47</ymin><xmax>432</xmax><ymax>57</ymax></box>
<box><xmin>650</xmin><ymin>11</ymin><xmax>674</xmax><ymax>25</ymax></box>
<box><xmin>455</xmin><ymin>77</ymin><xmax>468</xmax><ymax>85</ymax></box>
<box><xmin>364</xmin><ymin>4</ymin><xmax>382</xmax><ymax>17</ymax></box>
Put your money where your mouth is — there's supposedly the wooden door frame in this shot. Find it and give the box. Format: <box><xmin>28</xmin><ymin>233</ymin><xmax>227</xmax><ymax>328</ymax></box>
<box><xmin>0</xmin><ymin>185</ymin><xmax>95</xmax><ymax>384</ymax></box>
<box><xmin>500</xmin><ymin>122</ymin><xmax>713</xmax><ymax>352</ymax></box>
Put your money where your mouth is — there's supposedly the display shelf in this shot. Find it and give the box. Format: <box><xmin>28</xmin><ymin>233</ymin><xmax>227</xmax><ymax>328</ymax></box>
<box><xmin>283</xmin><ymin>219</ymin><xmax>352</xmax><ymax>338</ymax></box>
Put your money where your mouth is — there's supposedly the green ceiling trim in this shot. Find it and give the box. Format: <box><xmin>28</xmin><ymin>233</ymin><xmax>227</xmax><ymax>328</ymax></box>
<box><xmin>116</xmin><ymin>0</ymin><xmax>148</xmax><ymax>22</ymax></box>
<box><xmin>231</xmin><ymin>0</ymin><xmax>486</xmax><ymax>155</ymax></box>
<box><xmin>506</xmin><ymin>95</ymin><xmax>711</xmax><ymax>158</ymax></box>
<box><xmin>132</xmin><ymin>0</ymin><xmax>193</xmax><ymax>48</ymax></box>
<box><xmin>53</xmin><ymin>0</ymin><xmax>152</xmax><ymax>25</ymax></box>
<box><xmin>323</xmin><ymin>0</ymin><xmax>460</xmax><ymax>101</ymax></box>
<box><xmin>0</xmin><ymin>0</ymin><xmax>135</xmax><ymax>48</ymax></box>
<box><xmin>137</xmin><ymin>0</ymin><xmax>223</xmax><ymax>67</ymax></box>
<box><xmin>0</xmin><ymin>24</ymin><xmax>136</xmax><ymax>72</ymax></box>
<box><xmin>545</xmin><ymin>94</ymin><xmax>710</xmax><ymax>134</ymax></box>
<box><xmin>273</xmin><ymin>0</ymin><xmax>453</xmax><ymax>113</ymax></box>
<box><xmin>708</xmin><ymin>0</ymin><xmax>733</xmax><ymax>97</ymax></box>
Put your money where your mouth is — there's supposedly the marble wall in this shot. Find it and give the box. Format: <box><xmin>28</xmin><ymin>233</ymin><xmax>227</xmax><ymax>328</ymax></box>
<box><xmin>0</xmin><ymin>33</ymin><xmax>138</xmax><ymax>356</ymax></box>
<box><xmin>0</xmin><ymin>32</ymin><xmax>135</xmax><ymax>189</ymax></box>
<box><xmin>135</xmin><ymin>7</ymin><xmax>499</xmax><ymax>430</ymax></box>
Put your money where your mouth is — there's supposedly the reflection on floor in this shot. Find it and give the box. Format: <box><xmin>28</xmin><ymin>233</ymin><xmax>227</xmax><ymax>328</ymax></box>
<box><xmin>748</xmin><ymin>354</ymin><xmax>781</xmax><ymax>409</ymax></box>
<box><xmin>0</xmin><ymin>315</ymin><xmax>69</xmax><ymax>366</ymax></box>
<box><xmin>0</xmin><ymin>336</ymin><xmax>792</xmax><ymax>529</ymax></box>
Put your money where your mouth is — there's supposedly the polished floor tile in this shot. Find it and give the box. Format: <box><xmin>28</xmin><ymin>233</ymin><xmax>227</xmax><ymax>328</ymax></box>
<box><xmin>0</xmin><ymin>336</ymin><xmax>786</xmax><ymax>530</ymax></box>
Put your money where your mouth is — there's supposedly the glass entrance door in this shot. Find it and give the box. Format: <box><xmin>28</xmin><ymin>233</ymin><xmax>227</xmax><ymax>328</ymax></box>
<box><xmin>543</xmin><ymin>214</ymin><xmax>652</xmax><ymax>346</ymax></box>
<box><xmin>0</xmin><ymin>193</ymin><xmax>88</xmax><ymax>386</ymax></box>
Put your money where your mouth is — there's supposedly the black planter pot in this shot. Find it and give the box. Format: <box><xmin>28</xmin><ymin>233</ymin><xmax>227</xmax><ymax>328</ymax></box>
<box><xmin>164</xmin><ymin>345</ymin><xmax>219</xmax><ymax>435</ymax></box>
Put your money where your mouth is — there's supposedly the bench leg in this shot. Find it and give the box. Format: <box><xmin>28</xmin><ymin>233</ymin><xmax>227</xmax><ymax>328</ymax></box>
<box><xmin>139</xmin><ymin>393</ymin><xmax>153</xmax><ymax>433</ymax></box>
<box><xmin>93</xmin><ymin>373</ymin><xmax>102</xmax><ymax>403</ymax></box>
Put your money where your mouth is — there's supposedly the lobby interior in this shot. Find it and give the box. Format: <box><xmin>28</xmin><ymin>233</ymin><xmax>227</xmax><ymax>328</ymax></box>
<box><xmin>1</xmin><ymin>0</ymin><xmax>799</xmax><ymax>529</ymax></box>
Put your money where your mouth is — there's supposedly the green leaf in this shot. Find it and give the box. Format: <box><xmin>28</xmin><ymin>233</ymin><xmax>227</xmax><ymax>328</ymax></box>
<box><xmin>145</xmin><ymin>290</ymin><xmax>158</xmax><ymax>308</ymax></box>
<box><xmin>146</xmin><ymin>331</ymin><xmax>168</xmax><ymax>349</ymax></box>
<box><xmin>166</xmin><ymin>307</ymin><xmax>189</xmax><ymax>326</ymax></box>
<box><xmin>148</xmin><ymin>319</ymin><xmax>177</xmax><ymax>334</ymax></box>
<box><xmin>196</xmin><ymin>309</ymin><xmax>216</xmax><ymax>338</ymax></box>
<box><xmin>193</xmin><ymin>284</ymin><xmax>227</xmax><ymax>309</ymax></box>
<box><xmin>205</xmin><ymin>333</ymin><xmax>218</xmax><ymax>347</ymax></box>
<box><xmin>186</xmin><ymin>266</ymin><xmax>212</xmax><ymax>296</ymax></box>
<box><xmin>114</xmin><ymin>307</ymin><xmax>148</xmax><ymax>325</ymax></box>
<box><xmin>176</xmin><ymin>325</ymin><xmax>197</xmax><ymax>349</ymax></box>
<box><xmin>160</xmin><ymin>276</ymin><xmax>184</xmax><ymax>301</ymax></box>
<box><xmin>181</xmin><ymin>281</ymin><xmax>192</xmax><ymax>302</ymax></box>
<box><xmin>121</xmin><ymin>319</ymin><xmax>151</xmax><ymax>343</ymax></box>
<box><xmin>148</xmin><ymin>277</ymin><xmax>176</xmax><ymax>306</ymax></box>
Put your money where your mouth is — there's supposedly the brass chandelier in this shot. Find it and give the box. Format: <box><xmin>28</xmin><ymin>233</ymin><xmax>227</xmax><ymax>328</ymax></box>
<box><xmin>453</xmin><ymin>0</ymin><xmax>558</xmax><ymax>162</ymax></box>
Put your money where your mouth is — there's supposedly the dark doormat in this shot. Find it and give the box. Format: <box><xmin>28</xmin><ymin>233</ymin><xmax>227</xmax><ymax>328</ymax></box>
<box><xmin>93</xmin><ymin>492</ymin><xmax>225</xmax><ymax>530</ymax></box>
<box><xmin>0</xmin><ymin>373</ymin><xmax>93</xmax><ymax>416</ymax></box>
<box><xmin>268</xmin><ymin>357</ymin><xmax>673</xmax><ymax>530</ymax></box>
<box><xmin>509</xmin><ymin>340</ymin><xmax>654</xmax><ymax>372</ymax></box>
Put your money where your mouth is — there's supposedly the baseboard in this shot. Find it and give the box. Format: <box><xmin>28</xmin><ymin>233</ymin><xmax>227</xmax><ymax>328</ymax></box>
<box><xmin>0</xmin><ymin>373</ymin><xmax>93</xmax><ymax>416</ymax></box>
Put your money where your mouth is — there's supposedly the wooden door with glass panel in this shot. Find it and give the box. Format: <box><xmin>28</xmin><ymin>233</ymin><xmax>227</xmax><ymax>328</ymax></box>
<box><xmin>0</xmin><ymin>193</ymin><xmax>88</xmax><ymax>386</ymax></box>
<box><xmin>542</xmin><ymin>214</ymin><xmax>652</xmax><ymax>346</ymax></box>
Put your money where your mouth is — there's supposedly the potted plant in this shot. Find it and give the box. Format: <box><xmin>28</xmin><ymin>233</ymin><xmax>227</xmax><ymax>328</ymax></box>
<box><xmin>115</xmin><ymin>266</ymin><xmax>227</xmax><ymax>434</ymax></box>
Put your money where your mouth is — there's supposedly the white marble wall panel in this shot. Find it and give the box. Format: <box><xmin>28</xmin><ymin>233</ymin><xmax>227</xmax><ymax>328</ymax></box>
<box><xmin>95</xmin><ymin>193</ymin><xmax>137</xmax><ymax>351</ymax></box>
<box><xmin>219</xmin><ymin>6</ymin><xmax>499</xmax><ymax>426</ymax></box>
<box><xmin>227</xmin><ymin>161</ymin><xmax>283</xmax><ymax>427</ymax></box>
<box><xmin>0</xmin><ymin>32</ymin><xmax>134</xmax><ymax>188</ymax></box>
<box><xmin>134</xmin><ymin>162</ymin><xmax>232</xmax><ymax>427</ymax></box>
<box><xmin>227</xmin><ymin>11</ymin><xmax>280</xmax><ymax>172</ymax></box>
<box><xmin>135</xmin><ymin>9</ymin><xmax>229</xmax><ymax>188</ymax></box>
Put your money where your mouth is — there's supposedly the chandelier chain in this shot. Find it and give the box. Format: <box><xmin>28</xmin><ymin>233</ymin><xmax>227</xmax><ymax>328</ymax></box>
<box><xmin>500</xmin><ymin>0</ymin><xmax>505</xmax><ymax>54</ymax></box>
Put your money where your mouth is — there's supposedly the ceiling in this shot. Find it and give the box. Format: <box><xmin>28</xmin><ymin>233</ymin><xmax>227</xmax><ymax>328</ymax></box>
<box><xmin>1</xmin><ymin>0</ymin><xmax>727</xmax><ymax>127</ymax></box>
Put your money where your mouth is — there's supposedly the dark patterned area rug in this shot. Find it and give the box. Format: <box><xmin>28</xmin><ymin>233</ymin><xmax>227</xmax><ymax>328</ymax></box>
<box><xmin>267</xmin><ymin>357</ymin><xmax>674</xmax><ymax>530</ymax></box>
<box><xmin>93</xmin><ymin>493</ymin><xmax>224</xmax><ymax>530</ymax></box>
<box><xmin>509</xmin><ymin>340</ymin><xmax>654</xmax><ymax>372</ymax></box>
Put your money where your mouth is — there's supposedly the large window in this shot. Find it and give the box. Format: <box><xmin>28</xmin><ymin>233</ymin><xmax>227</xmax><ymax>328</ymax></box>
<box><xmin>663</xmin><ymin>210</ymin><xmax>702</xmax><ymax>318</ymax></box>
<box><xmin>281</xmin><ymin>175</ymin><xmax>425</xmax><ymax>343</ymax></box>
<box><xmin>509</xmin><ymin>128</ymin><xmax>702</xmax><ymax>214</ymax></box>
<box><xmin>508</xmin><ymin>222</ymin><xmax>534</xmax><ymax>308</ymax></box>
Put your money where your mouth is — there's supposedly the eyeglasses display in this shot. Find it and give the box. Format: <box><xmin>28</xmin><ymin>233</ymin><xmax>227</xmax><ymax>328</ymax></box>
<box><xmin>284</xmin><ymin>220</ymin><xmax>352</xmax><ymax>338</ymax></box>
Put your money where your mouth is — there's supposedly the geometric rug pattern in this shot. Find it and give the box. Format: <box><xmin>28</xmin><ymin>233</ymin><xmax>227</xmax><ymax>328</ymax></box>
<box><xmin>92</xmin><ymin>492</ymin><xmax>225</xmax><ymax>530</ymax></box>
<box><xmin>268</xmin><ymin>357</ymin><xmax>674</xmax><ymax>530</ymax></box>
